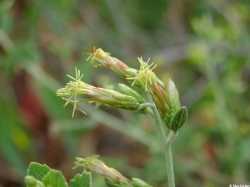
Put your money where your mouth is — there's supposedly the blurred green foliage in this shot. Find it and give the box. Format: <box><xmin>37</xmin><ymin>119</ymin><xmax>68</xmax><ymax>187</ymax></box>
<box><xmin>0</xmin><ymin>0</ymin><xmax>250</xmax><ymax>186</ymax></box>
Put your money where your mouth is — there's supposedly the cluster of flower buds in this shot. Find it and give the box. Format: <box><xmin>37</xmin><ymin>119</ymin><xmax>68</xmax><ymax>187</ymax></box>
<box><xmin>57</xmin><ymin>68</ymin><xmax>149</xmax><ymax>117</ymax></box>
<box><xmin>74</xmin><ymin>156</ymin><xmax>152</xmax><ymax>187</ymax></box>
<box><xmin>88</xmin><ymin>48</ymin><xmax>187</xmax><ymax>132</ymax></box>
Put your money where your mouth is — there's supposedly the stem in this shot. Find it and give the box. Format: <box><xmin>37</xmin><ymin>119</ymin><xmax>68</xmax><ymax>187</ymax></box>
<box><xmin>151</xmin><ymin>101</ymin><xmax>176</xmax><ymax>187</ymax></box>
<box><xmin>165</xmin><ymin>132</ymin><xmax>175</xmax><ymax>187</ymax></box>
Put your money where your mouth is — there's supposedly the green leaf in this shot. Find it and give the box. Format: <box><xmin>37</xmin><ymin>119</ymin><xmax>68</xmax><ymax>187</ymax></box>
<box><xmin>27</xmin><ymin>162</ymin><xmax>50</xmax><ymax>180</ymax></box>
<box><xmin>70</xmin><ymin>172</ymin><xmax>92</xmax><ymax>187</ymax></box>
<box><xmin>42</xmin><ymin>169</ymin><xmax>68</xmax><ymax>187</ymax></box>
<box><xmin>25</xmin><ymin>176</ymin><xmax>45</xmax><ymax>187</ymax></box>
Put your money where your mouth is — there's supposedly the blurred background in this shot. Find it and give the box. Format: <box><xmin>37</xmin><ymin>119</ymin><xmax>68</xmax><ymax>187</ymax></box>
<box><xmin>0</xmin><ymin>0</ymin><xmax>250</xmax><ymax>186</ymax></box>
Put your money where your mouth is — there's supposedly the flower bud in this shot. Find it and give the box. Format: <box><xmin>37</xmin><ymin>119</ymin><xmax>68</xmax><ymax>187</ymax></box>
<box><xmin>88</xmin><ymin>48</ymin><xmax>136</xmax><ymax>77</ymax></box>
<box><xmin>74</xmin><ymin>156</ymin><xmax>129</xmax><ymax>184</ymax></box>
<box><xmin>150</xmin><ymin>79</ymin><xmax>181</xmax><ymax>115</ymax></box>
<box><xmin>169</xmin><ymin>106</ymin><xmax>188</xmax><ymax>132</ymax></box>
<box><xmin>150</xmin><ymin>78</ymin><xmax>187</xmax><ymax>131</ymax></box>
<box><xmin>165</xmin><ymin>78</ymin><xmax>181</xmax><ymax>112</ymax></box>
<box><xmin>150</xmin><ymin>83</ymin><xmax>170</xmax><ymax>117</ymax></box>
<box><xmin>56</xmin><ymin>68</ymin><xmax>147</xmax><ymax>117</ymax></box>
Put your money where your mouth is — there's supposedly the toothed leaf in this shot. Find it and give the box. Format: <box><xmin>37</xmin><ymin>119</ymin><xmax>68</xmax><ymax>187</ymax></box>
<box><xmin>27</xmin><ymin>162</ymin><xmax>50</xmax><ymax>180</ymax></box>
<box><xmin>42</xmin><ymin>169</ymin><xmax>68</xmax><ymax>187</ymax></box>
<box><xmin>70</xmin><ymin>172</ymin><xmax>92</xmax><ymax>187</ymax></box>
